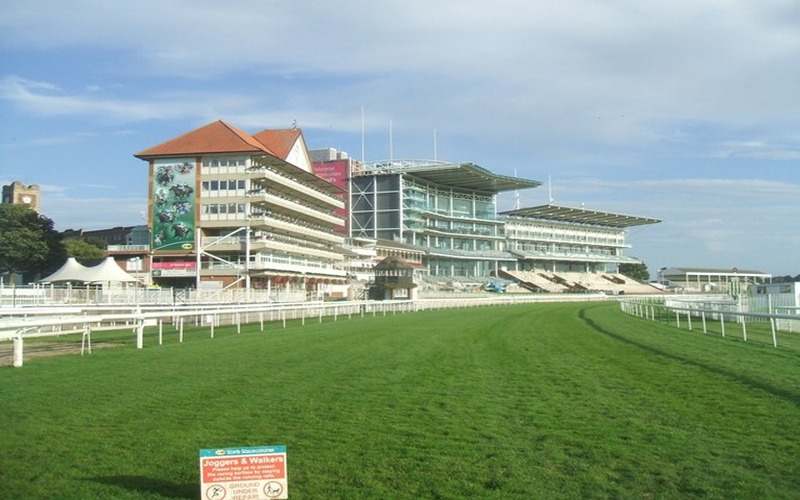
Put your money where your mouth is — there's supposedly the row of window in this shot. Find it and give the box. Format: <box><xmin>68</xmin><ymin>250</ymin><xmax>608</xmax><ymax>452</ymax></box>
<box><xmin>201</xmin><ymin>203</ymin><xmax>247</xmax><ymax>215</ymax></box>
<box><xmin>201</xmin><ymin>179</ymin><xmax>247</xmax><ymax>192</ymax></box>
<box><xmin>202</xmin><ymin>157</ymin><xmax>247</xmax><ymax>168</ymax></box>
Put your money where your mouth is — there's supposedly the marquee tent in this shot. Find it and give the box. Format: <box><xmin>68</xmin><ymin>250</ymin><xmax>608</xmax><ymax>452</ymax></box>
<box><xmin>39</xmin><ymin>257</ymin><xmax>139</xmax><ymax>284</ymax></box>
<box><xmin>39</xmin><ymin>257</ymin><xmax>91</xmax><ymax>283</ymax></box>
<box><xmin>82</xmin><ymin>257</ymin><xmax>139</xmax><ymax>284</ymax></box>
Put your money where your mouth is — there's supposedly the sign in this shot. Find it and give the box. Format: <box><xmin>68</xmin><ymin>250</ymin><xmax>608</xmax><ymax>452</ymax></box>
<box><xmin>312</xmin><ymin>159</ymin><xmax>349</xmax><ymax>233</ymax></box>
<box><xmin>152</xmin><ymin>260</ymin><xmax>197</xmax><ymax>277</ymax></box>
<box><xmin>152</xmin><ymin>158</ymin><xmax>197</xmax><ymax>252</ymax></box>
<box><xmin>200</xmin><ymin>446</ymin><xmax>287</xmax><ymax>500</ymax></box>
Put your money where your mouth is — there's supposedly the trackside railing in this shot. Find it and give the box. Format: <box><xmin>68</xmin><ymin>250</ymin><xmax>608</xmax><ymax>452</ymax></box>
<box><xmin>619</xmin><ymin>297</ymin><xmax>800</xmax><ymax>348</ymax></box>
<box><xmin>1</xmin><ymin>294</ymin><xmax>612</xmax><ymax>367</ymax></box>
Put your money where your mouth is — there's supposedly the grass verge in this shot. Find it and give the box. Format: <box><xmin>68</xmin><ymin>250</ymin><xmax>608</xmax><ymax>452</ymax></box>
<box><xmin>1</xmin><ymin>301</ymin><xmax>798</xmax><ymax>498</ymax></box>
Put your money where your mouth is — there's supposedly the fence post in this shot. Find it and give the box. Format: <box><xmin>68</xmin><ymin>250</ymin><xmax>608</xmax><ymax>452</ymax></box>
<box><xmin>770</xmin><ymin>318</ymin><xmax>777</xmax><ymax>347</ymax></box>
<box><xmin>12</xmin><ymin>332</ymin><xmax>23</xmax><ymax>368</ymax></box>
<box><xmin>81</xmin><ymin>325</ymin><xmax>92</xmax><ymax>355</ymax></box>
<box><xmin>136</xmin><ymin>321</ymin><xmax>144</xmax><ymax>349</ymax></box>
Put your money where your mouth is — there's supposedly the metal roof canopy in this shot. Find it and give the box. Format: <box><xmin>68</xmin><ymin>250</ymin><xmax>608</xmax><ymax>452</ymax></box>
<box><xmin>361</xmin><ymin>160</ymin><xmax>541</xmax><ymax>194</ymax></box>
<box><xmin>501</xmin><ymin>204</ymin><xmax>661</xmax><ymax>228</ymax></box>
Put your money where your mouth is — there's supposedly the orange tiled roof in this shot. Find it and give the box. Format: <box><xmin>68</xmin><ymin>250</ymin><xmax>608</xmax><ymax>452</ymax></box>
<box><xmin>134</xmin><ymin>120</ymin><xmax>278</xmax><ymax>158</ymax></box>
<box><xmin>252</xmin><ymin>128</ymin><xmax>303</xmax><ymax>160</ymax></box>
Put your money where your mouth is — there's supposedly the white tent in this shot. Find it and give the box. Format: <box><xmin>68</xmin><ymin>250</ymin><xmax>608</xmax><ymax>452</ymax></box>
<box><xmin>39</xmin><ymin>257</ymin><xmax>91</xmax><ymax>283</ymax></box>
<box><xmin>39</xmin><ymin>257</ymin><xmax>139</xmax><ymax>284</ymax></box>
<box><xmin>82</xmin><ymin>257</ymin><xmax>140</xmax><ymax>283</ymax></box>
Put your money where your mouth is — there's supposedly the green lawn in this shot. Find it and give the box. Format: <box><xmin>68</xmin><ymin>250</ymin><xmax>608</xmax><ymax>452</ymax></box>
<box><xmin>1</xmin><ymin>301</ymin><xmax>798</xmax><ymax>499</ymax></box>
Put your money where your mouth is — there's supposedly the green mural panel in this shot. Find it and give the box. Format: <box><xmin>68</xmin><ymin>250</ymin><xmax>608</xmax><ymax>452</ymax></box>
<box><xmin>152</xmin><ymin>159</ymin><xmax>196</xmax><ymax>252</ymax></box>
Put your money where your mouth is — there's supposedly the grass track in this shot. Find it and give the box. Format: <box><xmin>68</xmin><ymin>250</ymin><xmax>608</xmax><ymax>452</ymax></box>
<box><xmin>1</xmin><ymin>301</ymin><xmax>798</xmax><ymax>499</ymax></box>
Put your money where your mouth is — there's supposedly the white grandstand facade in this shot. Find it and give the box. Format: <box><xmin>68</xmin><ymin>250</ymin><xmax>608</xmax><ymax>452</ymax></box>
<box><xmin>133</xmin><ymin>121</ymin><xmax>660</xmax><ymax>296</ymax></box>
<box><xmin>349</xmin><ymin>159</ymin><xmax>661</xmax><ymax>292</ymax></box>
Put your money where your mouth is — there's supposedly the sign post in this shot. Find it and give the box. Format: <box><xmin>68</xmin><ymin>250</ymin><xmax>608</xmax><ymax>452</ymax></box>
<box><xmin>200</xmin><ymin>445</ymin><xmax>287</xmax><ymax>500</ymax></box>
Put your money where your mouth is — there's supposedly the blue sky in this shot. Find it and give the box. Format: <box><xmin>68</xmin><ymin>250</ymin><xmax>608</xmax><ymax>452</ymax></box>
<box><xmin>1</xmin><ymin>0</ymin><xmax>799</xmax><ymax>276</ymax></box>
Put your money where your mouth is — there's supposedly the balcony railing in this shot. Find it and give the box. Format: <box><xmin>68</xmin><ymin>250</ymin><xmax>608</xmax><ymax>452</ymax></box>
<box><xmin>250</xmin><ymin>216</ymin><xmax>342</xmax><ymax>245</ymax></box>
<box><xmin>249</xmin><ymin>191</ymin><xmax>342</xmax><ymax>226</ymax></box>
<box><xmin>249</xmin><ymin>167</ymin><xmax>344</xmax><ymax>209</ymax></box>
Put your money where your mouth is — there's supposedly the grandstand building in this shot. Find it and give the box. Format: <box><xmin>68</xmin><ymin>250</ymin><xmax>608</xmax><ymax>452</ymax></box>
<box><xmin>350</xmin><ymin>160</ymin><xmax>541</xmax><ymax>278</ymax></box>
<box><xmin>134</xmin><ymin>121</ymin><xmax>661</xmax><ymax>296</ymax></box>
<box><xmin>135</xmin><ymin>121</ymin><xmax>347</xmax><ymax>295</ymax></box>
<box><xmin>500</xmin><ymin>205</ymin><xmax>661</xmax><ymax>293</ymax></box>
<box><xmin>349</xmin><ymin>160</ymin><xmax>660</xmax><ymax>293</ymax></box>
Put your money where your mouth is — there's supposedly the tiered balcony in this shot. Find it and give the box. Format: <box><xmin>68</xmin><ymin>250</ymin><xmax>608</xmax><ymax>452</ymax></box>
<box><xmin>249</xmin><ymin>168</ymin><xmax>344</xmax><ymax>210</ymax></box>
<box><xmin>249</xmin><ymin>190</ymin><xmax>342</xmax><ymax>226</ymax></box>
<box><xmin>201</xmin><ymin>235</ymin><xmax>343</xmax><ymax>262</ymax></box>
<box><xmin>250</xmin><ymin>216</ymin><xmax>342</xmax><ymax>245</ymax></box>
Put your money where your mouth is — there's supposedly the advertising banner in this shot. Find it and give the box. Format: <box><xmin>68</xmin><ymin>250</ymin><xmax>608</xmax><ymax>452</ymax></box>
<box><xmin>152</xmin><ymin>158</ymin><xmax>196</xmax><ymax>252</ymax></box>
<box><xmin>151</xmin><ymin>261</ymin><xmax>197</xmax><ymax>277</ymax></box>
<box><xmin>313</xmin><ymin>160</ymin><xmax>349</xmax><ymax>233</ymax></box>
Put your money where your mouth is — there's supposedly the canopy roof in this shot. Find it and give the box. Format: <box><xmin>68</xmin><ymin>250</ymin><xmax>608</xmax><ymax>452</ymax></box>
<box><xmin>39</xmin><ymin>257</ymin><xmax>89</xmax><ymax>283</ymax></box>
<box><xmin>359</xmin><ymin>160</ymin><xmax>541</xmax><ymax>194</ymax></box>
<box><xmin>501</xmin><ymin>204</ymin><xmax>661</xmax><ymax>228</ymax></box>
<box><xmin>40</xmin><ymin>257</ymin><xmax>139</xmax><ymax>283</ymax></box>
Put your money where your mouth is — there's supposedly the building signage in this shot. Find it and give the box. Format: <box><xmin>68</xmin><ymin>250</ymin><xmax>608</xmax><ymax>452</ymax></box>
<box><xmin>312</xmin><ymin>159</ymin><xmax>349</xmax><ymax>233</ymax></box>
<box><xmin>151</xmin><ymin>261</ymin><xmax>197</xmax><ymax>277</ymax></box>
<box><xmin>152</xmin><ymin>158</ymin><xmax>197</xmax><ymax>252</ymax></box>
<box><xmin>200</xmin><ymin>446</ymin><xmax>287</xmax><ymax>500</ymax></box>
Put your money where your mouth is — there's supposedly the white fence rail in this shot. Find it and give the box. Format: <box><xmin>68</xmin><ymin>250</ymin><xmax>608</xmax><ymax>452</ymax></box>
<box><xmin>1</xmin><ymin>294</ymin><xmax>612</xmax><ymax>367</ymax></box>
<box><xmin>620</xmin><ymin>296</ymin><xmax>800</xmax><ymax>348</ymax></box>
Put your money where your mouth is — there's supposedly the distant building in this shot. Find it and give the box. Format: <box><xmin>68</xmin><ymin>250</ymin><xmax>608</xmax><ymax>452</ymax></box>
<box><xmin>660</xmin><ymin>267</ymin><xmax>772</xmax><ymax>294</ymax></box>
<box><xmin>2</xmin><ymin>181</ymin><xmax>41</xmax><ymax>213</ymax></box>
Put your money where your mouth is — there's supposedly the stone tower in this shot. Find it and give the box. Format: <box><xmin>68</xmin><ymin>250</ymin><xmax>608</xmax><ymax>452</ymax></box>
<box><xmin>1</xmin><ymin>182</ymin><xmax>41</xmax><ymax>213</ymax></box>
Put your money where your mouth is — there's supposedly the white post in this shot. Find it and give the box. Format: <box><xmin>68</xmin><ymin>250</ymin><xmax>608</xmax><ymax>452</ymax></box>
<box><xmin>770</xmin><ymin>318</ymin><xmax>778</xmax><ymax>347</ymax></box>
<box><xmin>158</xmin><ymin>320</ymin><xmax>163</xmax><ymax>345</ymax></box>
<box><xmin>81</xmin><ymin>326</ymin><xmax>92</xmax><ymax>355</ymax></box>
<box><xmin>12</xmin><ymin>332</ymin><xmax>24</xmax><ymax>368</ymax></box>
<box><xmin>136</xmin><ymin>322</ymin><xmax>144</xmax><ymax>349</ymax></box>
<box><xmin>179</xmin><ymin>317</ymin><xmax>184</xmax><ymax>342</ymax></box>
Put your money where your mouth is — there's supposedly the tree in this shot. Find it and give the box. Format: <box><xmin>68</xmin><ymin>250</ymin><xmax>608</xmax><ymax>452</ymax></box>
<box><xmin>63</xmin><ymin>238</ymin><xmax>106</xmax><ymax>260</ymax></box>
<box><xmin>0</xmin><ymin>204</ymin><xmax>66</xmax><ymax>281</ymax></box>
<box><xmin>619</xmin><ymin>262</ymin><xmax>650</xmax><ymax>282</ymax></box>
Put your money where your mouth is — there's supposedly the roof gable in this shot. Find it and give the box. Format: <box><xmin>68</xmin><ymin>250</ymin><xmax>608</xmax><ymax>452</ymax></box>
<box><xmin>135</xmin><ymin>120</ymin><xmax>277</xmax><ymax>158</ymax></box>
<box><xmin>253</xmin><ymin>128</ymin><xmax>313</xmax><ymax>172</ymax></box>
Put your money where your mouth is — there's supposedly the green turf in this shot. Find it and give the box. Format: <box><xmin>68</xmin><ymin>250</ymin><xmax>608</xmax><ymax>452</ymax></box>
<box><xmin>1</xmin><ymin>301</ymin><xmax>798</xmax><ymax>499</ymax></box>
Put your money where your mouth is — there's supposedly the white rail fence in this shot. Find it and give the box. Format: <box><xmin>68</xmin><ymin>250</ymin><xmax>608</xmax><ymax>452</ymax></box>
<box><xmin>1</xmin><ymin>294</ymin><xmax>611</xmax><ymax>367</ymax></box>
<box><xmin>620</xmin><ymin>296</ymin><xmax>800</xmax><ymax>348</ymax></box>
